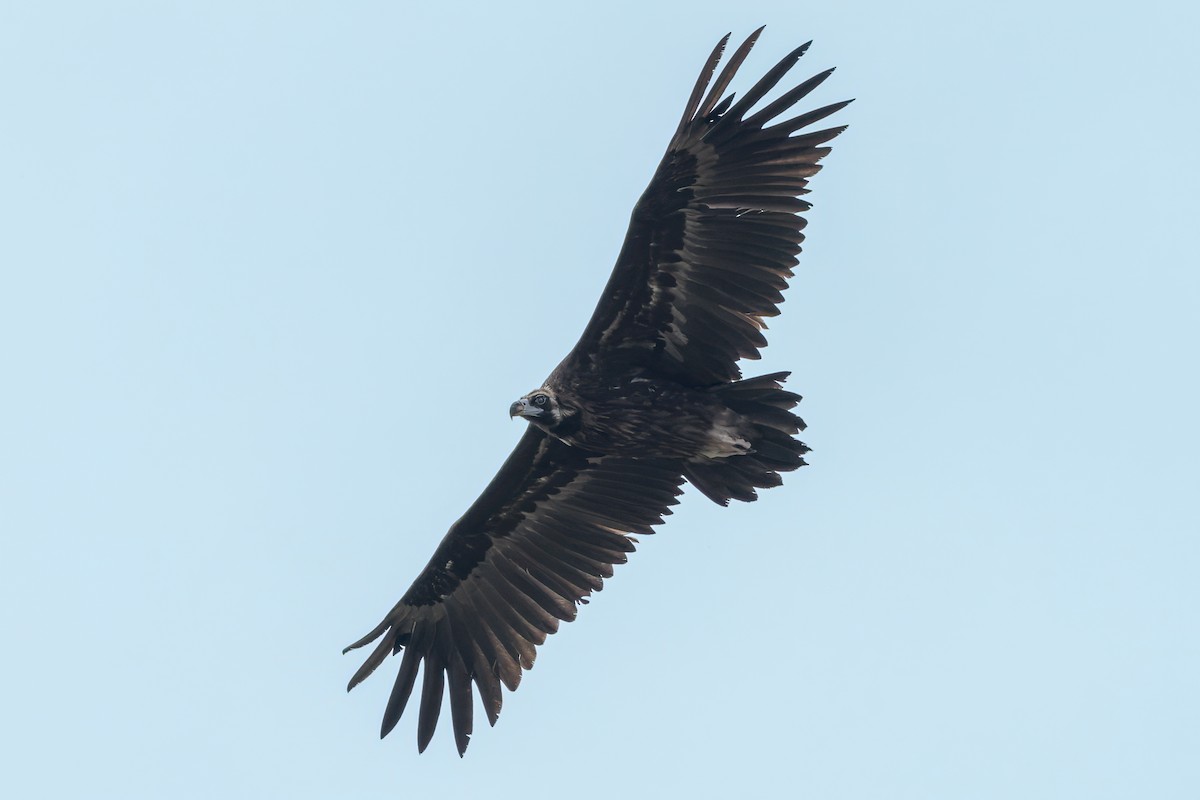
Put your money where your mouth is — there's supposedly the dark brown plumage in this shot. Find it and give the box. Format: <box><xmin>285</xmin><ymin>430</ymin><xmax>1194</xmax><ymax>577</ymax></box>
<box><xmin>345</xmin><ymin>28</ymin><xmax>849</xmax><ymax>755</ymax></box>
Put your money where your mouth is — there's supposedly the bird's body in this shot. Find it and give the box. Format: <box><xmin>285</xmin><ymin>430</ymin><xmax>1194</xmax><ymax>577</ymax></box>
<box><xmin>345</xmin><ymin>28</ymin><xmax>849</xmax><ymax>755</ymax></box>
<box><xmin>525</xmin><ymin>371</ymin><xmax>749</xmax><ymax>458</ymax></box>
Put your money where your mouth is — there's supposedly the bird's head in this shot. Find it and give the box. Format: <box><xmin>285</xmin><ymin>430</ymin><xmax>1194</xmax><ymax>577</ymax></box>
<box><xmin>509</xmin><ymin>387</ymin><xmax>568</xmax><ymax>430</ymax></box>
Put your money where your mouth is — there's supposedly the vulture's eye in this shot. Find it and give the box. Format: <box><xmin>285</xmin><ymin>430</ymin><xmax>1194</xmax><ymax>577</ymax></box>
<box><xmin>533</xmin><ymin>394</ymin><xmax>548</xmax><ymax>406</ymax></box>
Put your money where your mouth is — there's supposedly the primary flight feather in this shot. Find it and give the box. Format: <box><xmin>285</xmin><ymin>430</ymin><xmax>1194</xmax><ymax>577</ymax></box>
<box><xmin>345</xmin><ymin>28</ymin><xmax>849</xmax><ymax>755</ymax></box>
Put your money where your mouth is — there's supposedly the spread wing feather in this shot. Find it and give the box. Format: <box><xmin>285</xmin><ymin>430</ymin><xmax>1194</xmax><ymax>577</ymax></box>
<box><xmin>563</xmin><ymin>28</ymin><xmax>850</xmax><ymax>386</ymax></box>
<box><xmin>344</xmin><ymin>426</ymin><xmax>685</xmax><ymax>754</ymax></box>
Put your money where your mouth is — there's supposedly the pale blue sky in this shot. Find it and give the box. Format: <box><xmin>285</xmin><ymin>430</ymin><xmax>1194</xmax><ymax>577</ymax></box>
<box><xmin>2</xmin><ymin>1</ymin><xmax>1198</xmax><ymax>797</ymax></box>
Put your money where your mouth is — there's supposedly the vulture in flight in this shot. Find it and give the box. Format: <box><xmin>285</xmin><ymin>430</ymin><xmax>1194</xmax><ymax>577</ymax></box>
<box><xmin>345</xmin><ymin>28</ymin><xmax>849</xmax><ymax>755</ymax></box>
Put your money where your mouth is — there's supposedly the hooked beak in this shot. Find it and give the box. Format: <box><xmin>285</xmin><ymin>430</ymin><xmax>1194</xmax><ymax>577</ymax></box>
<box><xmin>509</xmin><ymin>399</ymin><xmax>542</xmax><ymax>419</ymax></box>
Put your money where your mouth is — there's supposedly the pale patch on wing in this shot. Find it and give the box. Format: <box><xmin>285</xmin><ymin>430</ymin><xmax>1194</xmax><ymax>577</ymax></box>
<box><xmin>700</xmin><ymin>411</ymin><xmax>752</xmax><ymax>458</ymax></box>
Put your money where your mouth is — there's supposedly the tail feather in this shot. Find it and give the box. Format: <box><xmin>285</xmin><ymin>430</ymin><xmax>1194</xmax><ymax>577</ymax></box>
<box><xmin>683</xmin><ymin>371</ymin><xmax>809</xmax><ymax>506</ymax></box>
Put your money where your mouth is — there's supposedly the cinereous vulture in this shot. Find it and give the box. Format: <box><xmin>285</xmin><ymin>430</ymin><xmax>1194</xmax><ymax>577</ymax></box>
<box><xmin>345</xmin><ymin>27</ymin><xmax>849</xmax><ymax>755</ymax></box>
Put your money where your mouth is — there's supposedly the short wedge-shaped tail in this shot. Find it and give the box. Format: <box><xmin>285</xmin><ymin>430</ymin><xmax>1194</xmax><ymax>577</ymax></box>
<box><xmin>684</xmin><ymin>371</ymin><xmax>809</xmax><ymax>505</ymax></box>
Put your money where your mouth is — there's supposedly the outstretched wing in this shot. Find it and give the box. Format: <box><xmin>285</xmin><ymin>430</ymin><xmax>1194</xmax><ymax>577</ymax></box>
<box><xmin>561</xmin><ymin>28</ymin><xmax>850</xmax><ymax>387</ymax></box>
<box><xmin>344</xmin><ymin>426</ymin><xmax>685</xmax><ymax>755</ymax></box>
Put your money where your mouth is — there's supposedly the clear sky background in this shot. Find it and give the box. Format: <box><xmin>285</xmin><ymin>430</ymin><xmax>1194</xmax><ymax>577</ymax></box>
<box><xmin>2</xmin><ymin>1</ymin><xmax>1197</xmax><ymax>798</ymax></box>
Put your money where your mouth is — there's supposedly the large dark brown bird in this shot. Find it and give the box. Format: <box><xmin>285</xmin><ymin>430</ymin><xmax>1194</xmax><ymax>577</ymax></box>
<box><xmin>345</xmin><ymin>28</ymin><xmax>849</xmax><ymax>755</ymax></box>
